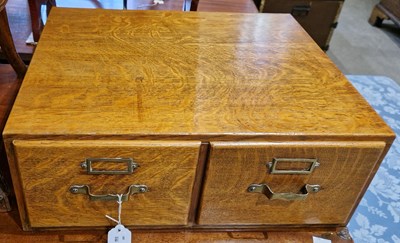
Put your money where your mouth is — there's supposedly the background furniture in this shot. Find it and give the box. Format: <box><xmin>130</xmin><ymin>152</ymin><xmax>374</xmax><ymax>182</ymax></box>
<box><xmin>27</xmin><ymin>0</ymin><xmax>193</xmax><ymax>42</ymax></box>
<box><xmin>0</xmin><ymin>0</ymin><xmax>27</xmax><ymax>212</ymax></box>
<box><xmin>197</xmin><ymin>0</ymin><xmax>257</xmax><ymax>12</ymax></box>
<box><xmin>260</xmin><ymin>0</ymin><xmax>344</xmax><ymax>50</ymax></box>
<box><xmin>369</xmin><ymin>0</ymin><xmax>400</xmax><ymax>27</ymax></box>
<box><xmin>0</xmin><ymin>0</ymin><xmax>34</xmax><ymax>61</ymax></box>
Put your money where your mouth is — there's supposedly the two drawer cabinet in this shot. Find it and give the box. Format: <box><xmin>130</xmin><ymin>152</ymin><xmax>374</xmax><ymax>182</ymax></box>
<box><xmin>12</xmin><ymin>140</ymin><xmax>201</xmax><ymax>228</ymax></box>
<box><xmin>2</xmin><ymin>9</ymin><xmax>395</xmax><ymax>235</ymax></box>
<box><xmin>261</xmin><ymin>0</ymin><xmax>344</xmax><ymax>50</ymax></box>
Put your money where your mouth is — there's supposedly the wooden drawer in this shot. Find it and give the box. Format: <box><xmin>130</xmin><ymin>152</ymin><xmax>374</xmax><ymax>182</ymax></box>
<box><xmin>198</xmin><ymin>141</ymin><xmax>385</xmax><ymax>225</ymax></box>
<box><xmin>262</xmin><ymin>0</ymin><xmax>343</xmax><ymax>50</ymax></box>
<box><xmin>12</xmin><ymin>140</ymin><xmax>201</xmax><ymax>228</ymax></box>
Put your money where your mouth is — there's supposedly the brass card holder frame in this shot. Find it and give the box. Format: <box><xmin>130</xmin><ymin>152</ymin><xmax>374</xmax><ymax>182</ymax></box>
<box><xmin>69</xmin><ymin>184</ymin><xmax>148</xmax><ymax>201</ymax></box>
<box><xmin>268</xmin><ymin>158</ymin><xmax>320</xmax><ymax>175</ymax></box>
<box><xmin>81</xmin><ymin>158</ymin><xmax>139</xmax><ymax>175</ymax></box>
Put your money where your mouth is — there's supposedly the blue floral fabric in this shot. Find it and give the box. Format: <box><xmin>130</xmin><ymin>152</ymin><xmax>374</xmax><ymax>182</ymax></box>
<box><xmin>346</xmin><ymin>76</ymin><xmax>400</xmax><ymax>243</ymax></box>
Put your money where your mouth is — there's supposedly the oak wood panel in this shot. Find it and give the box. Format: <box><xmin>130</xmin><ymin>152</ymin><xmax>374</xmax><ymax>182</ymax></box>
<box><xmin>3</xmin><ymin>8</ymin><xmax>394</xmax><ymax>142</ymax></box>
<box><xmin>198</xmin><ymin>141</ymin><xmax>385</xmax><ymax>225</ymax></box>
<box><xmin>12</xmin><ymin>140</ymin><xmax>200</xmax><ymax>229</ymax></box>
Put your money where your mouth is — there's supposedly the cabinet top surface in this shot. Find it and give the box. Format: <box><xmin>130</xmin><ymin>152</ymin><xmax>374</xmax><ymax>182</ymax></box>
<box><xmin>4</xmin><ymin>8</ymin><xmax>393</xmax><ymax>140</ymax></box>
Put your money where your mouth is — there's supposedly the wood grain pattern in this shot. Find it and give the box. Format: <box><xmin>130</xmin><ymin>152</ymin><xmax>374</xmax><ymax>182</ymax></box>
<box><xmin>3</xmin><ymin>8</ymin><xmax>394</xmax><ymax>142</ymax></box>
<box><xmin>199</xmin><ymin>141</ymin><xmax>385</xmax><ymax>225</ymax></box>
<box><xmin>12</xmin><ymin>140</ymin><xmax>200</xmax><ymax>228</ymax></box>
<box><xmin>2</xmin><ymin>8</ymin><xmax>395</xmax><ymax>233</ymax></box>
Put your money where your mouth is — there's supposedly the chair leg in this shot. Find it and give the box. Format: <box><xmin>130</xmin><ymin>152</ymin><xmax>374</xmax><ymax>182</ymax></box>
<box><xmin>368</xmin><ymin>5</ymin><xmax>388</xmax><ymax>27</ymax></box>
<box><xmin>47</xmin><ymin>0</ymin><xmax>56</xmax><ymax>17</ymax></box>
<box><xmin>0</xmin><ymin>8</ymin><xmax>27</xmax><ymax>78</ymax></box>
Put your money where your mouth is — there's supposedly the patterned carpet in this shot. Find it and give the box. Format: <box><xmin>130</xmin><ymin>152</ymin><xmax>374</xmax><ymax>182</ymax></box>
<box><xmin>347</xmin><ymin>76</ymin><xmax>400</xmax><ymax>243</ymax></box>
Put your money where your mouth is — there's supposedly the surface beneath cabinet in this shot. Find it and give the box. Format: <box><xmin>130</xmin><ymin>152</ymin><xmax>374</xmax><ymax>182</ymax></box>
<box><xmin>0</xmin><ymin>212</ymin><xmax>353</xmax><ymax>242</ymax></box>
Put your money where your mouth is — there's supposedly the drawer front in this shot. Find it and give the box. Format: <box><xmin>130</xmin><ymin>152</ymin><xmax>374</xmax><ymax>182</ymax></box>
<box><xmin>262</xmin><ymin>0</ymin><xmax>343</xmax><ymax>49</ymax></box>
<box><xmin>13</xmin><ymin>140</ymin><xmax>201</xmax><ymax>228</ymax></box>
<box><xmin>198</xmin><ymin>141</ymin><xmax>385</xmax><ymax>225</ymax></box>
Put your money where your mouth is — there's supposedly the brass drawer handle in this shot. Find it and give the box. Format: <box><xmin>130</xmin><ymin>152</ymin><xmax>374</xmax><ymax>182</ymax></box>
<box><xmin>247</xmin><ymin>183</ymin><xmax>320</xmax><ymax>201</ymax></box>
<box><xmin>267</xmin><ymin>158</ymin><xmax>320</xmax><ymax>175</ymax></box>
<box><xmin>81</xmin><ymin>158</ymin><xmax>139</xmax><ymax>175</ymax></box>
<box><xmin>69</xmin><ymin>184</ymin><xmax>148</xmax><ymax>201</ymax></box>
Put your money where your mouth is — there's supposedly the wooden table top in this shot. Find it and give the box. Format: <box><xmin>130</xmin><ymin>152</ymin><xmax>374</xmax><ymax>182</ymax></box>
<box><xmin>4</xmin><ymin>8</ymin><xmax>394</xmax><ymax>141</ymax></box>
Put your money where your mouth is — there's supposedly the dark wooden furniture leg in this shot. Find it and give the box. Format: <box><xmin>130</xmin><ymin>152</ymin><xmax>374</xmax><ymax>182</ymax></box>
<box><xmin>369</xmin><ymin>1</ymin><xmax>400</xmax><ymax>27</ymax></box>
<box><xmin>0</xmin><ymin>7</ymin><xmax>27</xmax><ymax>77</ymax></box>
<box><xmin>27</xmin><ymin>0</ymin><xmax>56</xmax><ymax>42</ymax></box>
<box><xmin>369</xmin><ymin>5</ymin><xmax>388</xmax><ymax>27</ymax></box>
<box><xmin>0</xmin><ymin>0</ymin><xmax>27</xmax><ymax>212</ymax></box>
<box><xmin>27</xmin><ymin>0</ymin><xmax>44</xmax><ymax>42</ymax></box>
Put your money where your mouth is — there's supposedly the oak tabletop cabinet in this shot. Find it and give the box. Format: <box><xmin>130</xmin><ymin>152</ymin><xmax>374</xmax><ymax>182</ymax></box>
<box><xmin>2</xmin><ymin>8</ymin><xmax>394</xmax><ymax>239</ymax></box>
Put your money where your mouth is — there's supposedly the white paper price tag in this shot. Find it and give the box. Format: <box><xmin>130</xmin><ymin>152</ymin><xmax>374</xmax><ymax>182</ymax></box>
<box><xmin>312</xmin><ymin>236</ymin><xmax>331</xmax><ymax>243</ymax></box>
<box><xmin>107</xmin><ymin>224</ymin><xmax>131</xmax><ymax>243</ymax></box>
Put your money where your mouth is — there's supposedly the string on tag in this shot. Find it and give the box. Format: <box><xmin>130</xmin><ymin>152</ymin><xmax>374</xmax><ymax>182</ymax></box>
<box><xmin>105</xmin><ymin>194</ymin><xmax>123</xmax><ymax>225</ymax></box>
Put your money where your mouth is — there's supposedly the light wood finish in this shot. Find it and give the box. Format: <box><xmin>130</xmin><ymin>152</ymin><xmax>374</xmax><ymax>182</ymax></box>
<box><xmin>4</xmin><ymin>8</ymin><xmax>393</xmax><ymax>141</ymax></box>
<box><xmin>199</xmin><ymin>141</ymin><xmax>385</xmax><ymax>225</ymax></box>
<box><xmin>12</xmin><ymin>140</ymin><xmax>200</xmax><ymax>228</ymax></box>
<box><xmin>2</xmin><ymin>8</ymin><xmax>394</xmax><ymax>234</ymax></box>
